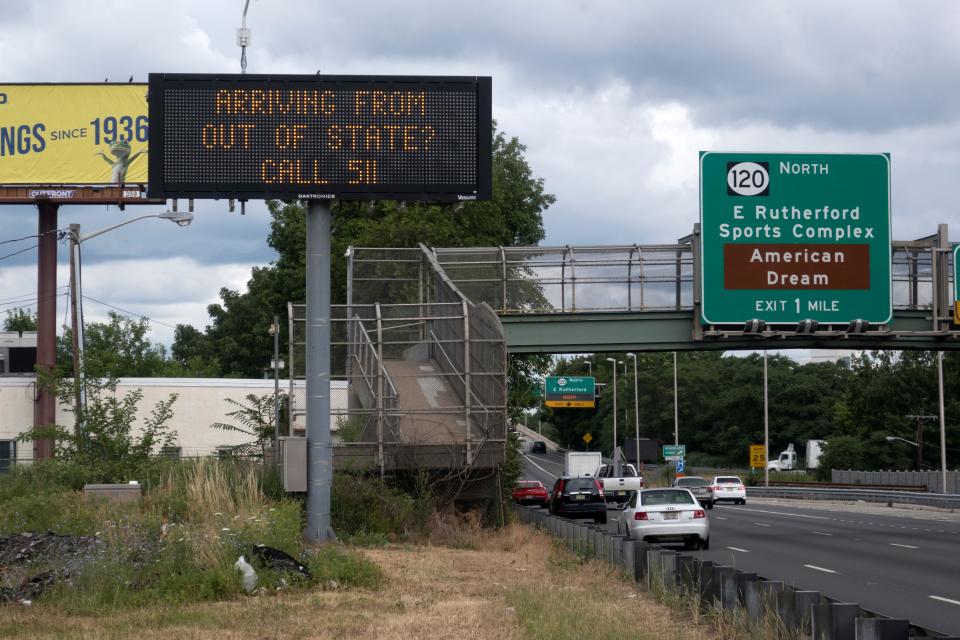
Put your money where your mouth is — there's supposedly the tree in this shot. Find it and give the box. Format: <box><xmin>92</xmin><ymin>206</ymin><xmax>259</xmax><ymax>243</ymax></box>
<box><xmin>210</xmin><ymin>393</ymin><xmax>279</xmax><ymax>458</ymax></box>
<box><xmin>816</xmin><ymin>435</ymin><xmax>865</xmax><ymax>480</ymax></box>
<box><xmin>17</xmin><ymin>369</ymin><xmax>178</xmax><ymax>482</ymax></box>
<box><xmin>57</xmin><ymin>312</ymin><xmax>220</xmax><ymax>378</ymax></box>
<box><xmin>3</xmin><ymin>309</ymin><xmax>36</xmax><ymax>332</ymax></box>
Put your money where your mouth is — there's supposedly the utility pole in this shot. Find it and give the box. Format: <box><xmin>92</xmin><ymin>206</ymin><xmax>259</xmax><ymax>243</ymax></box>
<box><xmin>938</xmin><ymin>352</ymin><xmax>947</xmax><ymax>494</ymax></box>
<box><xmin>68</xmin><ymin>224</ymin><xmax>85</xmax><ymax>436</ymax></box>
<box><xmin>763</xmin><ymin>350</ymin><xmax>769</xmax><ymax>488</ymax></box>
<box><xmin>605</xmin><ymin>357</ymin><xmax>618</xmax><ymax>473</ymax></box>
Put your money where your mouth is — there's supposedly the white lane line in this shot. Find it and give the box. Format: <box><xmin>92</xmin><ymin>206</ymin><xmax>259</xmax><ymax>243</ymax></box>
<box><xmin>929</xmin><ymin>595</ymin><xmax>960</xmax><ymax>606</ymax></box>
<box><xmin>804</xmin><ymin>564</ymin><xmax>837</xmax><ymax>574</ymax></box>
<box><xmin>713</xmin><ymin>516</ymin><xmax>727</xmax><ymax>520</ymax></box>
<box><xmin>810</xmin><ymin>531</ymin><xmax>833</xmax><ymax>536</ymax></box>
<box><xmin>522</xmin><ymin>454</ymin><xmax>558</xmax><ymax>479</ymax></box>
<box><xmin>726</xmin><ymin>546</ymin><xmax>750</xmax><ymax>553</ymax></box>
<box><xmin>718</xmin><ymin>506</ymin><xmax>831</xmax><ymax>521</ymax></box>
<box><xmin>753</xmin><ymin>522</ymin><xmax>772</xmax><ymax>527</ymax></box>
<box><xmin>889</xmin><ymin>543</ymin><xmax>918</xmax><ymax>549</ymax></box>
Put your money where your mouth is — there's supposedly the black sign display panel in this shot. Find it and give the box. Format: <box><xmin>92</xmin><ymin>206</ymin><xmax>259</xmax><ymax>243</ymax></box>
<box><xmin>147</xmin><ymin>74</ymin><xmax>492</xmax><ymax>201</ymax></box>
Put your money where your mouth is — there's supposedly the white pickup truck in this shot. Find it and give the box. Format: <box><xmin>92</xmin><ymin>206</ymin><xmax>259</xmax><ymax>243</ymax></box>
<box><xmin>594</xmin><ymin>463</ymin><xmax>644</xmax><ymax>505</ymax></box>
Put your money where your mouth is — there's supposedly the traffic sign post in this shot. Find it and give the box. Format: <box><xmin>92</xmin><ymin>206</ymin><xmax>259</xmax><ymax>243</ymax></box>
<box><xmin>544</xmin><ymin>376</ymin><xmax>596</xmax><ymax>408</ymax></box>
<box><xmin>953</xmin><ymin>244</ymin><xmax>959</xmax><ymax>324</ymax></box>
<box><xmin>750</xmin><ymin>444</ymin><xmax>766</xmax><ymax>469</ymax></box>
<box><xmin>700</xmin><ymin>152</ymin><xmax>891</xmax><ymax>325</ymax></box>
<box><xmin>663</xmin><ymin>444</ymin><xmax>686</xmax><ymax>461</ymax></box>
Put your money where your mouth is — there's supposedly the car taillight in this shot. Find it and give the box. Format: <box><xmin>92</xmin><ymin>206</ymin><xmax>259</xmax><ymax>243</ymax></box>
<box><xmin>555</xmin><ymin>479</ymin><xmax>565</xmax><ymax>497</ymax></box>
<box><xmin>634</xmin><ymin>512</ymin><xmax>648</xmax><ymax>520</ymax></box>
<box><xmin>693</xmin><ymin>510</ymin><xmax>706</xmax><ymax>519</ymax></box>
<box><xmin>593</xmin><ymin>479</ymin><xmax>605</xmax><ymax>498</ymax></box>
<box><xmin>712</xmin><ymin>486</ymin><xmax>720</xmax><ymax>492</ymax></box>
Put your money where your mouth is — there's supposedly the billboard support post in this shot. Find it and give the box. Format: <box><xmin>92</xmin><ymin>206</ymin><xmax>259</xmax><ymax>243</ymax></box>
<box><xmin>305</xmin><ymin>200</ymin><xmax>334</xmax><ymax>543</ymax></box>
<box><xmin>34</xmin><ymin>201</ymin><xmax>58</xmax><ymax>460</ymax></box>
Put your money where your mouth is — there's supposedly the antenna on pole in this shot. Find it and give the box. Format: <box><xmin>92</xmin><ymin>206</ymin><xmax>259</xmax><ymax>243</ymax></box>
<box><xmin>237</xmin><ymin>0</ymin><xmax>252</xmax><ymax>74</ymax></box>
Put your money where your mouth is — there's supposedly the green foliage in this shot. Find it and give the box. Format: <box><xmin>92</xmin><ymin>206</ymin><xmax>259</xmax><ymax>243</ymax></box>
<box><xmin>57</xmin><ymin>312</ymin><xmax>220</xmax><ymax>378</ymax></box>
<box><xmin>335</xmin><ymin>415</ymin><xmax>367</xmax><ymax>443</ymax></box>
<box><xmin>330</xmin><ymin>471</ymin><xmax>434</xmax><ymax>540</ymax></box>
<box><xmin>17</xmin><ymin>372</ymin><xmax>179</xmax><ymax>483</ymax></box>
<box><xmin>3</xmin><ymin>308</ymin><xmax>36</xmax><ymax>331</ymax></box>
<box><xmin>210</xmin><ymin>393</ymin><xmax>281</xmax><ymax>458</ymax></box>
<box><xmin>816</xmin><ymin>435</ymin><xmax>866</xmax><ymax>480</ymax></box>
<box><xmin>305</xmin><ymin>545</ymin><xmax>384</xmax><ymax>589</ymax></box>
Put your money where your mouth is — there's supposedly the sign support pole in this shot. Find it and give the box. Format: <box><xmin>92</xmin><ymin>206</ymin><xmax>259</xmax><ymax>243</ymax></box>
<box><xmin>938</xmin><ymin>351</ymin><xmax>947</xmax><ymax>494</ymax></box>
<box><xmin>34</xmin><ymin>201</ymin><xmax>58</xmax><ymax>460</ymax></box>
<box><xmin>305</xmin><ymin>201</ymin><xmax>334</xmax><ymax>543</ymax></box>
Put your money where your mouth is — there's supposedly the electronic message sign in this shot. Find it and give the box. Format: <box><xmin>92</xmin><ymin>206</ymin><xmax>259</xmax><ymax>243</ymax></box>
<box><xmin>700</xmin><ymin>152</ymin><xmax>891</xmax><ymax>325</ymax></box>
<box><xmin>147</xmin><ymin>74</ymin><xmax>491</xmax><ymax>201</ymax></box>
<box><xmin>0</xmin><ymin>84</ymin><xmax>148</xmax><ymax>186</ymax></box>
<box><xmin>544</xmin><ymin>376</ymin><xmax>595</xmax><ymax>408</ymax></box>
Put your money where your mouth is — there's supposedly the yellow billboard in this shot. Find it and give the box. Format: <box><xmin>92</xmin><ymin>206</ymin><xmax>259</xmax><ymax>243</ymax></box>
<box><xmin>0</xmin><ymin>84</ymin><xmax>148</xmax><ymax>185</ymax></box>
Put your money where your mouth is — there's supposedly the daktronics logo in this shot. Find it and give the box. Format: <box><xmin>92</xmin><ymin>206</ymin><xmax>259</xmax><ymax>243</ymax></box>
<box><xmin>0</xmin><ymin>93</ymin><xmax>7</xmax><ymax>105</ymax></box>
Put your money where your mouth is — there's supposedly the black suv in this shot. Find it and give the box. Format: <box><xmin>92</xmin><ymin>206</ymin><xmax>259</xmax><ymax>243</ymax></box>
<box><xmin>531</xmin><ymin>440</ymin><xmax>547</xmax><ymax>454</ymax></box>
<box><xmin>548</xmin><ymin>476</ymin><xmax>607</xmax><ymax>524</ymax></box>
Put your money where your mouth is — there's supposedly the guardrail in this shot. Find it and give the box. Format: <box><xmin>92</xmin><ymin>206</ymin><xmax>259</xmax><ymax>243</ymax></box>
<box><xmin>766</xmin><ymin>481</ymin><xmax>928</xmax><ymax>492</ymax></box>
<box><xmin>747</xmin><ymin>486</ymin><xmax>960</xmax><ymax>509</ymax></box>
<box><xmin>517</xmin><ymin>505</ymin><xmax>949</xmax><ymax>639</ymax></box>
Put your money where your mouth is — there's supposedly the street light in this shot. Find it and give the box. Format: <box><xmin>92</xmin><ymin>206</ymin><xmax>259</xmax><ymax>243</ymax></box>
<box><xmin>885</xmin><ymin>436</ymin><xmax>919</xmax><ymax>447</ymax></box>
<box><xmin>626</xmin><ymin>353</ymin><xmax>639</xmax><ymax>469</ymax></box>
<box><xmin>68</xmin><ymin>210</ymin><xmax>194</xmax><ymax>429</ymax></box>
<box><xmin>605</xmin><ymin>357</ymin><xmax>618</xmax><ymax>472</ymax></box>
<box><xmin>584</xmin><ymin>359</ymin><xmax>592</xmax><ymax>375</ymax></box>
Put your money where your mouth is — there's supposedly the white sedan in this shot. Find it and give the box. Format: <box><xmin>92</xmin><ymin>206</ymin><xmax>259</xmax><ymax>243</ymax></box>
<box><xmin>711</xmin><ymin>476</ymin><xmax>747</xmax><ymax>505</ymax></box>
<box><xmin>616</xmin><ymin>488</ymin><xmax>709</xmax><ymax>550</ymax></box>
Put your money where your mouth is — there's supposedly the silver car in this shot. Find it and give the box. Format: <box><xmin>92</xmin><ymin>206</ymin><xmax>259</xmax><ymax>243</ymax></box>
<box><xmin>616</xmin><ymin>488</ymin><xmax>710</xmax><ymax>550</ymax></box>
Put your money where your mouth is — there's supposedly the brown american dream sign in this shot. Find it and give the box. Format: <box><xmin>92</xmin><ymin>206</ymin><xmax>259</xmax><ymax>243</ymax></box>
<box><xmin>724</xmin><ymin>244</ymin><xmax>870</xmax><ymax>290</ymax></box>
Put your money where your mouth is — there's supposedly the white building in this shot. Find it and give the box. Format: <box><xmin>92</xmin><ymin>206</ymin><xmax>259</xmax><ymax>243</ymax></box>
<box><xmin>0</xmin><ymin>377</ymin><xmax>347</xmax><ymax>468</ymax></box>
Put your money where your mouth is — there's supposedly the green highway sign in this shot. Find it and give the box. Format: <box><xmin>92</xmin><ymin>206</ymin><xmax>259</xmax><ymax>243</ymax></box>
<box><xmin>663</xmin><ymin>444</ymin><xmax>686</xmax><ymax>460</ymax></box>
<box><xmin>954</xmin><ymin>244</ymin><xmax>959</xmax><ymax>302</ymax></box>
<box><xmin>544</xmin><ymin>376</ymin><xmax>595</xmax><ymax>408</ymax></box>
<box><xmin>700</xmin><ymin>152</ymin><xmax>892</xmax><ymax>325</ymax></box>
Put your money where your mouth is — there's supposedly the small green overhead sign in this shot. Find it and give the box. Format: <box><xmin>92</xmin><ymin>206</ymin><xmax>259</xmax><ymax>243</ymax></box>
<box><xmin>699</xmin><ymin>152</ymin><xmax>892</xmax><ymax>325</ymax></box>
<box><xmin>544</xmin><ymin>376</ymin><xmax>595</xmax><ymax>408</ymax></box>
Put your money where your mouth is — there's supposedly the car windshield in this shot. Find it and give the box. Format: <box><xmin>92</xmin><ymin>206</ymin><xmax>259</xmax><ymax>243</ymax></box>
<box><xmin>564</xmin><ymin>478</ymin><xmax>596</xmax><ymax>492</ymax></box>
<box><xmin>716</xmin><ymin>477</ymin><xmax>742</xmax><ymax>484</ymax></box>
<box><xmin>517</xmin><ymin>481</ymin><xmax>541</xmax><ymax>489</ymax></box>
<box><xmin>676</xmin><ymin>478</ymin><xmax>707</xmax><ymax>487</ymax></box>
<box><xmin>641</xmin><ymin>490</ymin><xmax>695</xmax><ymax>506</ymax></box>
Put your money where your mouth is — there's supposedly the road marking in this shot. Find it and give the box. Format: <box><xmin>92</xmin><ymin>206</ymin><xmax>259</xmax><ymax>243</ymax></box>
<box><xmin>804</xmin><ymin>564</ymin><xmax>837</xmax><ymax>574</ymax></box>
<box><xmin>726</xmin><ymin>546</ymin><xmax>750</xmax><ymax>553</ymax></box>
<box><xmin>753</xmin><ymin>522</ymin><xmax>772</xmax><ymax>527</ymax></box>
<box><xmin>717</xmin><ymin>506</ymin><xmax>830</xmax><ymax>521</ymax></box>
<box><xmin>810</xmin><ymin>531</ymin><xmax>833</xmax><ymax>536</ymax></box>
<box><xmin>889</xmin><ymin>543</ymin><xmax>918</xmax><ymax>549</ymax></box>
<box><xmin>714</xmin><ymin>517</ymin><xmax>727</xmax><ymax>520</ymax></box>
<box><xmin>522</xmin><ymin>454</ymin><xmax>558</xmax><ymax>479</ymax></box>
<box><xmin>929</xmin><ymin>595</ymin><xmax>960</xmax><ymax>606</ymax></box>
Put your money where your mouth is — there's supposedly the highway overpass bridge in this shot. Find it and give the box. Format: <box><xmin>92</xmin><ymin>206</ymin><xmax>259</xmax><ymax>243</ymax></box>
<box><xmin>288</xmin><ymin>224</ymin><xmax>957</xmax><ymax>499</ymax></box>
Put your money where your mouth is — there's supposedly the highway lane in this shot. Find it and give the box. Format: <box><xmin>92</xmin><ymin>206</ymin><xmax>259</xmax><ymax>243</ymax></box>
<box><xmin>698</xmin><ymin>502</ymin><xmax>960</xmax><ymax>636</ymax></box>
<box><xmin>520</xmin><ymin>454</ymin><xmax>960</xmax><ymax>633</ymax></box>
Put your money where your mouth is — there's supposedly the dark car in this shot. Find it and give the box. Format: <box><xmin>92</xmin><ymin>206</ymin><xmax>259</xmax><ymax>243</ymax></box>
<box><xmin>548</xmin><ymin>476</ymin><xmax>607</xmax><ymax>524</ymax></box>
<box><xmin>530</xmin><ymin>440</ymin><xmax>547</xmax><ymax>454</ymax></box>
<box><xmin>672</xmin><ymin>476</ymin><xmax>715</xmax><ymax>509</ymax></box>
<box><xmin>512</xmin><ymin>480</ymin><xmax>549</xmax><ymax>507</ymax></box>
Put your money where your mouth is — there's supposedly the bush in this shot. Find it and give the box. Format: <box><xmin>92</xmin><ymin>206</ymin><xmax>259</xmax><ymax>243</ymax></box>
<box><xmin>816</xmin><ymin>435</ymin><xmax>865</xmax><ymax>481</ymax></box>
<box><xmin>331</xmin><ymin>471</ymin><xmax>434</xmax><ymax>541</ymax></box>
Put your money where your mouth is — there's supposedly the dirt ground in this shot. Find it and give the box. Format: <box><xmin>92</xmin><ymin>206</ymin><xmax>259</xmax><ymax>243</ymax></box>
<box><xmin>0</xmin><ymin>524</ymin><xmax>716</xmax><ymax>640</ymax></box>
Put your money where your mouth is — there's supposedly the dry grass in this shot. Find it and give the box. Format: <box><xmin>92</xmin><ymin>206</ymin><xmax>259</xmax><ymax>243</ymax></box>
<box><xmin>2</xmin><ymin>525</ymin><xmax>721</xmax><ymax>640</ymax></box>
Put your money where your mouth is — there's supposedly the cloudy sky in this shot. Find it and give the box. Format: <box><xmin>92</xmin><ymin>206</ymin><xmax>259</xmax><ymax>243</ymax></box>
<box><xmin>1</xmin><ymin>0</ymin><xmax>958</xmax><ymax>349</ymax></box>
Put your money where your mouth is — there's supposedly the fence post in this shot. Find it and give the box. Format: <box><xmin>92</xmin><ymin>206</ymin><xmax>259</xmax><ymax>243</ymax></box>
<box><xmin>375</xmin><ymin>303</ymin><xmax>385</xmax><ymax>480</ymax></box>
<box><xmin>462</xmin><ymin>300</ymin><xmax>472</xmax><ymax>466</ymax></box>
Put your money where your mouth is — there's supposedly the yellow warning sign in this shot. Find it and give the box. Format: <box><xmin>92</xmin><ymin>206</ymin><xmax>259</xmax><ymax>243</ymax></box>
<box><xmin>582</xmin><ymin>433</ymin><xmax>593</xmax><ymax>444</ymax></box>
<box><xmin>750</xmin><ymin>445</ymin><xmax>766</xmax><ymax>469</ymax></box>
<box><xmin>545</xmin><ymin>400</ymin><xmax>595</xmax><ymax>408</ymax></box>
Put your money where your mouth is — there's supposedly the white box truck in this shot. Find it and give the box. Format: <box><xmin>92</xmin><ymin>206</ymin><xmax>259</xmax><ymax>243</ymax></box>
<box><xmin>565</xmin><ymin>451</ymin><xmax>602</xmax><ymax>478</ymax></box>
<box><xmin>767</xmin><ymin>440</ymin><xmax>826</xmax><ymax>472</ymax></box>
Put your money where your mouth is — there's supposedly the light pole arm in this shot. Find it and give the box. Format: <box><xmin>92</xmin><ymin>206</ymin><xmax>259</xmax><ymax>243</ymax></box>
<box><xmin>74</xmin><ymin>211</ymin><xmax>193</xmax><ymax>243</ymax></box>
<box><xmin>885</xmin><ymin>436</ymin><xmax>919</xmax><ymax>447</ymax></box>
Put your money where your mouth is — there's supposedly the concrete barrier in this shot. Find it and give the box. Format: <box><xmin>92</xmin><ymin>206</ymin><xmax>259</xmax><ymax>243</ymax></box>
<box><xmin>775</xmin><ymin>589</ymin><xmax>797</xmax><ymax>630</ymax></box>
<box><xmin>795</xmin><ymin>591</ymin><xmax>821</xmax><ymax>635</ymax></box>
<box><xmin>622</xmin><ymin>539</ymin><xmax>636</xmax><ymax>579</ymax></box>
<box><xmin>811</xmin><ymin>602</ymin><xmax>860</xmax><ymax>640</ymax></box>
<box><xmin>718</xmin><ymin>567</ymin><xmax>737</xmax><ymax>609</ymax></box>
<box><xmin>698</xmin><ymin>560</ymin><xmax>717</xmax><ymax>605</ymax></box>
<box><xmin>743</xmin><ymin>579</ymin><xmax>763</xmax><ymax>620</ymax></box>
<box><xmin>855</xmin><ymin>618</ymin><xmax>910</xmax><ymax>640</ymax></box>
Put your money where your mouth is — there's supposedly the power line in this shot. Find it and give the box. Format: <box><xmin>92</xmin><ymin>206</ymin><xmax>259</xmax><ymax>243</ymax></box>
<box><xmin>0</xmin><ymin>227</ymin><xmax>64</xmax><ymax>246</ymax></box>
<box><xmin>82</xmin><ymin>295</ymin><xmax>179</xmax><ymax>329</ymax></box>
<box><xmin>0</xmin><ymin>244</ymin><xmax>38</xmax><ymax>262</ymax></box>
<box><xmin>0</xmin><ymin>287</ymin><xmax>69</xmax><ymax>306</ymax></box>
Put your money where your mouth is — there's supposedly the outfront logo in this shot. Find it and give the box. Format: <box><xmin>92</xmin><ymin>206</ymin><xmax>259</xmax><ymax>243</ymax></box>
<box><xmin>726</xmin><ymin>161</ymin><xmax>769</xmax><ymax>196</ymax></box>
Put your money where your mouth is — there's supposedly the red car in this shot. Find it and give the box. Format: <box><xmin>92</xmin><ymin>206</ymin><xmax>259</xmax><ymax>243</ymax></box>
<box><xmin>512</xmin><ymin>480</ymin><xmax>549</xmax><ymax>507</ymax></box>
